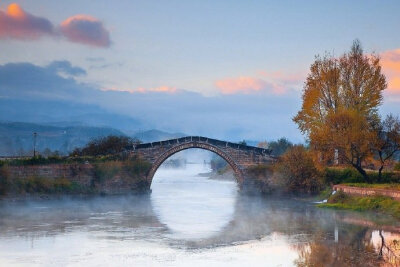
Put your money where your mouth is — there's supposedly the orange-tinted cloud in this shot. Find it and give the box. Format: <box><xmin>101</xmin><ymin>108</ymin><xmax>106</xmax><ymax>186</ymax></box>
<box><xmin>381</xmin><ymin>49</ymin><xmax>400</xmax><ymax>94</ymax></box>
<box><xmin>0</xmin><ymin>3</ymin><xmax>111</xmax><ymax>48</ymax></box>
<box><xmin>60</xmin><ymin>15</ymin><xmax>111</xmax><ymax>47</ymax></box>
<box><xmin>215</xmin><ymin>71</ymin><xmax>304</xmax><ymax>95</ymax></box>
<box><xmin>216</xmin><ymin>76</ymin><xmax>274</xmax><ymax>94</ymax></box>
<box><xmin>0</xmin><ymin>3</ymin><xmax>54</xmax><ymax>40</ymax></box>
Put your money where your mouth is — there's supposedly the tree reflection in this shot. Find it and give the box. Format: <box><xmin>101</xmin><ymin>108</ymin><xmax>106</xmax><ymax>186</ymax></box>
<box><xmin>296</xmin><ymin>227</ymin><xmax>383</xmax><ymax>267</ymax></box>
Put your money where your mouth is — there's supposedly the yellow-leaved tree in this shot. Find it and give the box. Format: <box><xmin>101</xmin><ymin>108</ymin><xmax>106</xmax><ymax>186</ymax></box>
<box><xmin>293</xmin><ymin>40</ymin><xmax>387</xmax><ymax>182</ymax></box>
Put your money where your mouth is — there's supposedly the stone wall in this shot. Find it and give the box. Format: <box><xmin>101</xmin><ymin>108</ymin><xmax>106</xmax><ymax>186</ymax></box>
<box><xmin>7</xmin><ymin>164</ymin><xmax>94</xmax><ymax>187</ymax></box>
<box><xmin>333</xmin><ymin>185</ymin><xmax>400</xmax><ymax>200</ymax></box>
<box><xmin>4</xmin><ymin>163</ymin><xmax>148</xmax><ymax>195</ymax></box>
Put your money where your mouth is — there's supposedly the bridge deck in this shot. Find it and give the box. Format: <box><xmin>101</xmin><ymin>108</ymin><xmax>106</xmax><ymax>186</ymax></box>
<box><xmin>131</xmin><ymin>136</ymin><xmax>271</xmax><ymax>155</ymax></box>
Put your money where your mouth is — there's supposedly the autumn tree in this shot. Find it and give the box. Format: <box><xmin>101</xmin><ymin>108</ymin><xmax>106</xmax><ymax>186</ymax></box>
<box><xmin>373</xmin><ymin>114</ymin><xmax>400</xmax><ymax>180</ymax></box>
<box><xmin>293</xmin><ymin>40</ymin><xmax>387</xmax><ymax>181</ymax></box>
<box><xmin>274</xmin><ymin>145</ymin><xmax>322</xmax><ymax>194</ymax></box>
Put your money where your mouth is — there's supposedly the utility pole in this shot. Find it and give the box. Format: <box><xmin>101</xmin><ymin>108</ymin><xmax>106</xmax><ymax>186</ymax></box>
<box><xmin>33</xmin><ymin>132</ymin><xmax>37</xmax><ymax>157</ymax></box>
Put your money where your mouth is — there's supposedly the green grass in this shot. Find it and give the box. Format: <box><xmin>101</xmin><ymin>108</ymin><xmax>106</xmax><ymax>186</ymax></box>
<box><xmin>318</xmin><ymin>191</ymin><xmax>400</xmax><ymax>219</ymax></box>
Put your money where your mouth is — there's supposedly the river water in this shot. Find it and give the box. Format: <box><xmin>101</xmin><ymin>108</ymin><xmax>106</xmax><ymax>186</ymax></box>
<box><xmin>0</xmin><ymin>163</ymin><xmax>399</xmax><ymax>266</ymax></box>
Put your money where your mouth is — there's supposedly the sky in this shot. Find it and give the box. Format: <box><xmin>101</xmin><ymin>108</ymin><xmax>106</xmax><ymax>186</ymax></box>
<box><xmin>0</xmin><ymin>1</ymin><xmax>400</xmax><ymax>142</ymax></box>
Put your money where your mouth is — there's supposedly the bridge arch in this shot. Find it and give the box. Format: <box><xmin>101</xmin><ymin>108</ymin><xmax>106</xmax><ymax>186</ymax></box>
<box><xmin>146</xmin><ymin>142</ymin><xmax>244</xmax><ymax>186</ymax></box>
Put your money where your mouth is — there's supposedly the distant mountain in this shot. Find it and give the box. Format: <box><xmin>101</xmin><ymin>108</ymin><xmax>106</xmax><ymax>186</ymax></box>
<box><xmin>0</xmin><ymin>122</ymin><xmax>124</xmax><ymax>156</ymax></box>
<box><xmin>0</xmin><ymin>122</ymin><xmax>188</xmax><ymax>156</ymax></box>
<box><xmin>0</xmin><ymin>98</ymin><xmax>146</xmax><ymax>132</ymax></box>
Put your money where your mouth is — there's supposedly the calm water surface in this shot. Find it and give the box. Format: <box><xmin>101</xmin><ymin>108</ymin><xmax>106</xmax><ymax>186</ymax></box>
<box><xmin>0</xmin><ymin>163</ymin><xmax>399</xmax><ymax>266</ymax></box>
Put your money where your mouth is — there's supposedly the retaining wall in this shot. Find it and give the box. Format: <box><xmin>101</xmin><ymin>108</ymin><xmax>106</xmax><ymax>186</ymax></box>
<box><xmin>333</xmin><ymin>184</ymin><xmax>400</xmax><ymax>201</ymax></box>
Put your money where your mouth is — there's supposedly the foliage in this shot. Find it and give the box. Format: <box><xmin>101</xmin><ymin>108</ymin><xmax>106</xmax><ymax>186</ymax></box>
<box><xmin>319</xmin><ymin>191</ymin><xmax>400</xmax><ymax>219</ymax></box>
<box><xmin>0</xmin><ymin>166</ymin><xmax>10</xmax><ymax>195</ymax></box>
<box><xmin>71</xmin><ymin>135</ymin><xmax>141</xmax><ymax>157</ymax></box>
<box><xmin>245</xmin><ymin>164</ymin><xmax>274</xmax><ymax>193</ymax></box>
<box><xmin>395</xmin><ymin>162</ymin><xmax>400</xmax><ymax>171</ymax></box>
<box><xmin>238</xmin><ymin>140</ymin><xmax>247</xmax><ymax>145</ymax></box>
<box><xmin>293</xmin><ymin>40</ymin><xmax>387</xmax><ymax>181</ymax></box>
<box><xmin>122</xmin><ymin>157</ymin><xmax>151</xmax><ymax>177</ymax></box>
<box><xmin>92</xmin><ymin>157</ymin><xmax>151</xmax><ymax>188</ymax></box>
<box><xmin>0</xmin><ymin>156</ymin><xmax>151</xmax><ymax>196</ymax></box>
<box><xmin>267</xmin><ymin>137</ymin><xmax>293</xmax><ymax>156</ymax></box>
<box><xmin>274</xmin><ymin>145</ymin><xmax>323</xmax><ymax>194</ymax></box>
<box><xmin>372</xmin><ymin>114</ymin><xmax>400</xmax><ymax>180</ymax></box>
<box><xmin>94</xmin><ymin>161</ymin><xmax>122</xmax><ymax>184</ymax></box>
<box><xmin>323</xmin><ymin>167</ymin><xmax>400</xmax><ymax>184</ymax></box>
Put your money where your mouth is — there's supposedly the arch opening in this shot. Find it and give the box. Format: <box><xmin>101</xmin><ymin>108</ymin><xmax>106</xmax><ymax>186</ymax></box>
<box><xmin>146</xmin><ymin>142</ymin><xmax>244</xmax><ymax>187</ymax></box>
<box><xmin>149</xmin><ymin>146</ymin><xmax>239</xmax><ymax>239</ymax></box>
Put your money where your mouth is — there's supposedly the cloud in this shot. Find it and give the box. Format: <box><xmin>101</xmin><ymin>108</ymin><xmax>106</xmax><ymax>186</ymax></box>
<box><xmin>0</xmin><ymin>3</ymin><xmax>54</xmax><ymax>40</ymax></box>
<box><xmin>0</xmin><ymin>61</ymin><xmax>304</xmax><ymax>141</ymax></box>
<box><xmin>215</xmin><ymin>71</ymin><xmax>304</xmax><ymax>95</ymax></box>
<box><xmin>0</xmin><ymin>3</ymin><xmax>111</xmax><ymax>48</ymax></box>
<box><xmin>47</xmin><ymin>60</ymin><xmax>87</xmax><ymax>76</ymax></box>
<box><xmin>104</xmin><ymin>86</ymin><xmax>177</xmax><ymax>94</ymax></box>
<box><xmin>60</xmin><ymin>15</ymin><xmax>111</xmax><ymax>47</ymax></box>
<box><xmin>381</xmin><ymin>48</ymin><xmax>400</xmax><ymax>94</ymax></box>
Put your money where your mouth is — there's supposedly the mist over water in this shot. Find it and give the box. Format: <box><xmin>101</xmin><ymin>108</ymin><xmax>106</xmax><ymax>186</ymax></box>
<box><xmin>0</xmin><ymin>154</ymin><xmax>399</xmax><ymax>266</ymax></box>
<box><xmin>151</xmin><ymin>163</ymin><xmax>237</xmax><ymax>240</ymax></box>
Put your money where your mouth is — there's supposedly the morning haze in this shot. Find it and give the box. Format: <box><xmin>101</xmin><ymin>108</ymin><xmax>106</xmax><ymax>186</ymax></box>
<box><xmin>1</xmin><ymin>1</ymin><xmax>400</xmax><ymax>266</ymax></box>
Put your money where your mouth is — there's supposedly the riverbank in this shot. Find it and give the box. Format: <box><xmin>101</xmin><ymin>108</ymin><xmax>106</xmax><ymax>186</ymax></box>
<box><xmin>0</xmin><ymin>156</ymin><xmax>151</xmax><ymax>197</ymax></box>
<box><xmin>318</xmin><ymin>188</ymin><xmax>400</xmax><ymax>219</ymax></box>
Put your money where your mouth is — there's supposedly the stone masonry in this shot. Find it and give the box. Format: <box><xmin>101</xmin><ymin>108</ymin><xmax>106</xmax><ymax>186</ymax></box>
<box><xmin>127</xmin><ymin>136</ymin><xmax>275</xmax><ymax>188</ymax></box>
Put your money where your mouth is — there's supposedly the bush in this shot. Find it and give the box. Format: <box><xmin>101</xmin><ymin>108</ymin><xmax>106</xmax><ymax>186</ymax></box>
<box><xmin>0</xmin><ymin>166</ymin><xmax>10</xmax><ymax>195</ymax></box>
<box><xmin>72</xmin><ymin>135</ymin><xmax>140</xmax><ymax>157</ymax></box>
<box><xmin>395</xmin><ymin>162</ymin><xmax>400</xmax><ymax>171</ymax></box>
<box><xmin>274</xmin><ymin>145</ymin><xmax>323</xmax><ymax>194</ymax></box>
<box><xmin>324</xmin><ymin>167</ymin><xmax>400</xmax><ymax>184</ymax></box>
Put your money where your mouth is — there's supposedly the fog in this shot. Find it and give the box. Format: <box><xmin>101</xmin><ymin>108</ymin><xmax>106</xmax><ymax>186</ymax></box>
<box><xmin>0</xmin><ymin>150</ymin><xmax>399</xmax><ymax>266</ymax></box>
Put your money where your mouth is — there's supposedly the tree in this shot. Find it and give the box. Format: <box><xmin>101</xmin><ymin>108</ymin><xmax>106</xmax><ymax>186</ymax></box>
<box><xmin>373</xmin><ymin>114</ymin><xmax>400</xmax><ymax>180</ymax></box>
<box><xmin>274</xmin><ymin>145</ymin><xmax>322</xmax><ymax>194</ymax></box>
<box><xmin>71</xmin><ymin>135</ymin><xmax>141</xmax><ymax>156</ymax></box>
<box><xmin>268</xmin><ymin>137</ymin><xmax>293</xmax><ymax>156</ymax></box>
<box><xmin>238</xmin><ymin>140</ymin><xmax>247</xmax><ymax>145</ymax></box>
<box><xmin>293</xmin><ymin>40</ymin><xmax>387</xmax><ymax>181</ymax></box>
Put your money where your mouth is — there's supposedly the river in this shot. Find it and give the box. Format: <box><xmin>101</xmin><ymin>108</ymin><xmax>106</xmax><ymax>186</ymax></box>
<box><xmin>0</xmin><ymin>163</ymin><xmax>399</xmax><ymax>266</ymax></box>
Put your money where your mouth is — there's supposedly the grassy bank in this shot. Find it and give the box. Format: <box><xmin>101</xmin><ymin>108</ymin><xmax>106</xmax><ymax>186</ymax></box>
<box><xmin>0</xmin><ymin>157</ymin><xmax>151</xmax><ymax>196</ymax></box>
<box><xmin>318</xmin><ymin>191</ymin><xmax>400</xmax><ymax>219</ymax></box>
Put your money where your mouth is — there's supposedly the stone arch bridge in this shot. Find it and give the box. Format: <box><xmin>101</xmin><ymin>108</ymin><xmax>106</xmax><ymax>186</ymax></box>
<box><xmin>126</xmin><ymin>136</ymin><xmax>275</xmax><ymax>189</ymax></box>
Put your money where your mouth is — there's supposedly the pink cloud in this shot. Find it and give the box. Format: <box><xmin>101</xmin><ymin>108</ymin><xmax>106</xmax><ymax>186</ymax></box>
<box><xmin>60</xmin><ymin>15</ymin><xmax>111</xmax><ymax>47</ymax></box>
<box><xmin>215</xmin><ymin>73</ymin><xmax>301</xmax><ymax>95</ymax></box>
<box><xmin>215</xmin><ymin>76</ymin><xmax>273</xmax><ymax>94</ymax></box>
<box><xmin>381</xmin><ymin>49</ymin><xmax>400</xmax><ymax>94</ymax></box>
<box><xmin>0</xmin><ymin>3</ymin><xmax>54</xmax><ymax>40</ymax></box>
<box><xmin>0</xmin><ymin>3</ymin><xmax>111</xmax><ymax>48</ymax></box>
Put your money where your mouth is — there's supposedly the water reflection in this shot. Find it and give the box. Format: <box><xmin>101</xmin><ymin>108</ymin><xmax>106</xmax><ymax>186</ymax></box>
<box><xmin>0</xmin><ymin>164</ymin><xmax>399</xmax><ymax>266</ymax></box>
<box><xmin>151</xmin><ymin>163</ymin><xmax>237</xmax><ymax>239</ymax></box>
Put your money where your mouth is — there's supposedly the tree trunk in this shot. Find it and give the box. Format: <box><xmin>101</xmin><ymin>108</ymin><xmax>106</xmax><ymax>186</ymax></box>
<box><xmin>352</xmin><ymin>164</ymin><xmax>370</xmax><ymax>183</ymax></box>
<box><xmin>378</xmin><ymin>165</ymin><xmax>384</xmax><ymax>182</ymax></box>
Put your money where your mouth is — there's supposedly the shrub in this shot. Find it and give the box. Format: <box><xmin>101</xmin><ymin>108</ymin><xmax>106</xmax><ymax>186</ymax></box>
<box><xmin>0</xmin><ymin>166</ymin><xmax>10</xmax><ymax>195</ymax></box>
<box><xmin>324</xmin><ymin>167</ymin><xmax>400</xmax><ymax>184</ymax></box>
<box><xmin>122</xmin><ymin>157</ymin><xmax>151</xmax><ymax>177</ymax></box>
<box><xmin>274</xmin><ymin>145</ymin><xmax>323</xmax><ymax>194</ymax></box>
<box><xmin>72</xmin><ymin>135</ymin><xmax>140</xmax><ymax>157</ymax></box>
<box><xmin>395</xmin><ymin>162</ymin><xmax>400</xmax><ymax>171</ymax></box>
<box><xmin>94</xmin><ymin>161</ymin><xmax>122</xmax><ymax>184</ymax></box>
